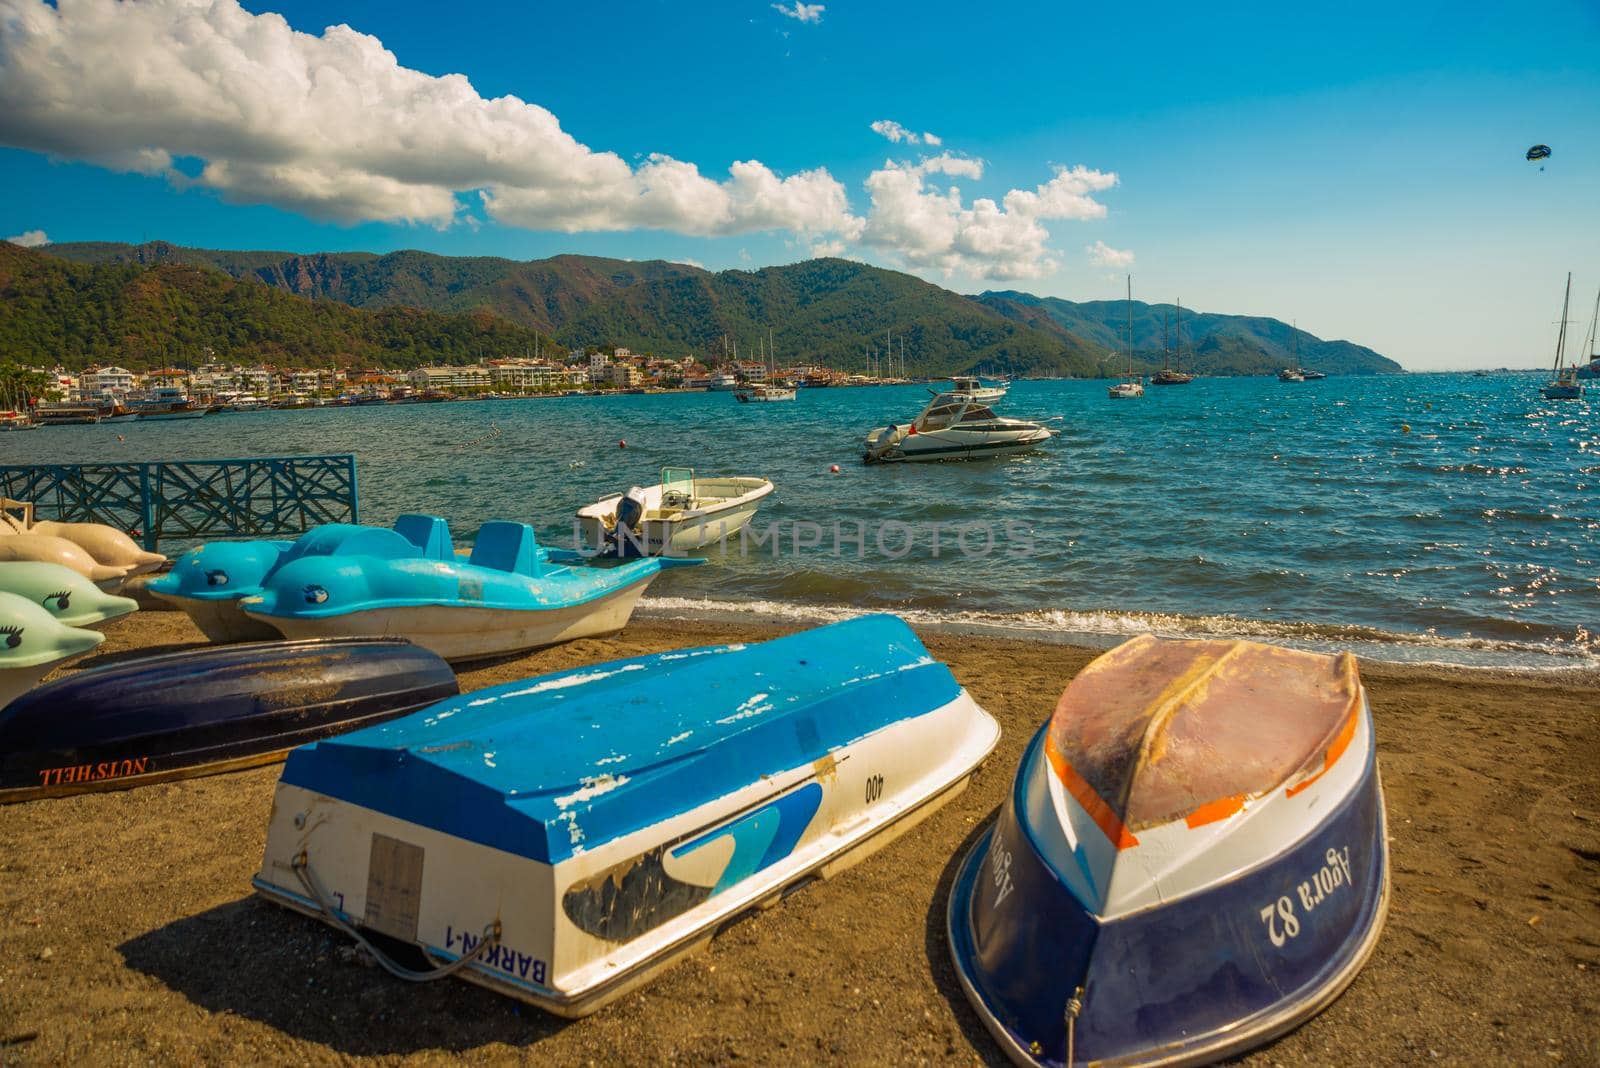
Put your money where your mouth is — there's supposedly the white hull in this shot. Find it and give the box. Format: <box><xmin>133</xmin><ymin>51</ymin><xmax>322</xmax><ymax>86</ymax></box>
<box><xmin>254</xmin><ymin>689</ymin><xmax>998</xmax><ymax>1016</ymax></box>
<box><xmin>243</xmin><ymin>576</ymin><xmax>653</xmax><ymax>661</ymax></box>
<box><xmin>577</xmin><ymin>478</ymin><xmax>773</xmax><ymax>554</ymax></box>
<box><xmin>864</xmin><ymin>424</ymin><xmax>1053</xmax><ymax>463</ymax></box>
<box><xmin>153</xmin><ymin>592</ymin><xmax>285</xmax><ymax>643</ymax></box>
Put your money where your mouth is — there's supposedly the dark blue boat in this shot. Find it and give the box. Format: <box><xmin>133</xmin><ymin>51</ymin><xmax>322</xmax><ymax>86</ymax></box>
<box><xmin>947</xmin><ymin>635</ymin><xmax>1389</xmax><ymax>1066</ymax></box>
<box><xmin>0</xmin><ymin>638</ymin><xmax>457</xmax><ymax>802</ymax></box>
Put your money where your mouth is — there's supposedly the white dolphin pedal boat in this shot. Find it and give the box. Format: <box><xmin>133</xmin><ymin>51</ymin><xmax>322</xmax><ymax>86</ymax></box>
<box><xmin>576</xmin><ymin>467</ymin><xmax>773</xmax><ymax>555</ymax></box>
<box><xmin>254</xmin><ymin>614</ymin><xmax>999</xmax><ymax>1016</ymax></box>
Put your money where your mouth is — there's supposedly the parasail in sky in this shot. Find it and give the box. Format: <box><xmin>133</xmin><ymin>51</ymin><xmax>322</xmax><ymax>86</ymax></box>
<box><xmin>1526</xmin><ymin>144</ymin><xmax>1552</xmax><ymax>170</ymax></box>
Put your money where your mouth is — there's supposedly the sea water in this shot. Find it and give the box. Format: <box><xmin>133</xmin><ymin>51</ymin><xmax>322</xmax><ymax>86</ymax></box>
<box><xmin>8</xmin><ymin>373</ymin><xmax>1596</xmax><ymax>670</ymax></box>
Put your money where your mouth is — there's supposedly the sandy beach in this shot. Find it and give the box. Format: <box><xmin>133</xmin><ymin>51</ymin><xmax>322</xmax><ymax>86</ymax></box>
<box><xmin>1</xmin><ymin>610</ymin><xmax>1596</xmax><ymax>1066</ymax></box>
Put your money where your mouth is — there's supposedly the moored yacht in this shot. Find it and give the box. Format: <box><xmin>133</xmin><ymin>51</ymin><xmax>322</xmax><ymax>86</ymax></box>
<box><xmin>1108</xmin><ymin>276</ymin><xmax>1146</xmax><ymax>398</ymax></box>
<box><xmin>864</xmin><ymin>387</ymin><xmax>1054</xmax><ymax>464</ymax></box>
<box><xmin>133</xmin><ymin>386</ymin><xmax>207</xmax><ymax>420</ymax></box>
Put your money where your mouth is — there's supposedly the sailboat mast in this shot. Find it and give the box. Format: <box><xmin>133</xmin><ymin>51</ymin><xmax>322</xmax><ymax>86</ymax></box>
<box><xmin>1586</xmin><ymin>284</ymin><xmax>1600</xmax><ymax>359</ymax></box>
<box><xmin>1176</xmin><ymin>299</ymin><xmax>1183</xmax><ymax>373</ymax></box>
<box><xmin>1126</xmin><ymin>275</ymin><xmax>1134</xmax><ymax>377</ymax></box>
<box><xmin>1555</xmin><ymin>272</ymin><xmax>1572</xmax><ymax>372</ymax></box>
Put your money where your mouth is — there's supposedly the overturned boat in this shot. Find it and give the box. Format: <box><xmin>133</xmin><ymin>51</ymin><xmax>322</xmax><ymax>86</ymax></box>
<box><xmin>948</xmin><ymin>635</ymin><xmax>1388</xmax><ymax>1067</ymax></box>
<box><xmin>254</xmin><ymin>614</ymin><xmax>999</xmax><ymax>1016</ymax></box>
<box><xmin>239</xmin><ymin>521</ymin><xmax>696</xmax><ymax>662</ymax></box>
<box><xmin>0</xmin><ymin>638</ymin><xmax>457</xmax><ymax>803</ymax></box>
<box><xmin>147</xmin><ymin>514</ymin><xmax>456</xmax><ymax>642</ymax></box>
<box><xmin>575</xmin><ymin>468</ymin><xmax>773</xmax><ymax>556</ymax></box>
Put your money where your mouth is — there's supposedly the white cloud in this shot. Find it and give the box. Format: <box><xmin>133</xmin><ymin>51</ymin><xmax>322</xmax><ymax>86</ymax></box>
<box><xmin>771</xmin><ymin>2</ymin><xmax>825</xmax><ymax>23</ymax></box>
<box><xmin>0</xmin><ymin>1</ymin><xmax>1123</xmax><ymax>281</ymax></box>
<box><xmin>1086</xmin><ymin>240</ymin><xmax>1134</xmax><ymax>270</ymax></box>
<box><xmin>870</xmin><ymin>120</ymin><xmax>941</xmax><ymax>146</ymax></box>
<box><xmin>862</xmin><ymin>155</ymin><xmax>1119</xmax><ymax>280</ymax></box>
<box><xmin>5</xmin><ymin>229</ymin><xmax>48</xmax><ymax>247</ymax></box>
<box><xmin>0</xmin><ymin>0</ymin><xmax>861</xmax><ymax>242</ymax></box>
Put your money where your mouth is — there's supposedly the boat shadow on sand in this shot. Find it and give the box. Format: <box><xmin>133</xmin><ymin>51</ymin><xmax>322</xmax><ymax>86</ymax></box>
<box><xmin>117</xmin><ymin>897</ymin><xmax>573</xmax><ymax>1054</ymax></box>
<box><xmin>922</xmin><ymin>812</ymin><xmax>1013</xmax><ymax>1067</ymax></box>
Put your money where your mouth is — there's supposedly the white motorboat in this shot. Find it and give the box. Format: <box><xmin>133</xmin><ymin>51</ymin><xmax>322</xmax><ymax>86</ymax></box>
<box><xmin>949</xmin><ymin>376</ymin><xmax>1009</xmax><ymax>402</ymax></box>
<box><xmin>735</xmin><ymin>384</ymin><xmax>796</xmax><ymax>402</ymax></box>
<box><xmin>864</xmin><ymin>388</ymin><xmax>1055</xmax><ymax>464</ymax></box>
<box><xmin>576</xmin><ymin>468</ymin><xmax>775</xmax><ymax>555</ymax></box>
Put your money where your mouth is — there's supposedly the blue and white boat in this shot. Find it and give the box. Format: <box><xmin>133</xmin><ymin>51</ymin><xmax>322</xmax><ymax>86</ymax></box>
<box><xmin>238</xmin><ymin>520</ymin><xmax>696</xmax><ymax>661</ymax></box>
<box><xmin>253</xmin><ymin>615</ymin><xmax>1000</xmax><ymax>1016</ymax></box>
<box><xmin>147</xmin><ymin>515</ymin><xmax>458</xmax><ymax>641</ymax></box>
<box><xmin>947</xmin><ymin>635</ymin><xmax>1389</xmax><ymax>1067</ymax></box>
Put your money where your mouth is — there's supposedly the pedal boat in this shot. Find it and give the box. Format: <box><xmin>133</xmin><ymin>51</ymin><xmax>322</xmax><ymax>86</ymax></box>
<box><xmin>0</xmin><ymin>638</ymin><xmax>456</xmax><ymax>803</ymax></box>
<box><xmin>0</xmin><ymin>561</ymin><xmax>139</xmax><ymax>629</ymax></box>
<box><xmin>864</xmin><ymin>388</ymin><xmax>1054</xmax><ymax>464</ymax></box>
<box><xmin>576</xmin><ymin>468</ymin><xmax>774</xmax><ymax>555</ymax></box>
<box><xmin>0</xmin><ymin>532</ymin><xmax>135</xmax><ymax>586</ymax></box>
<box><xmin>253</xmin><ymin>614</ymin><xmax>1000</xmax><ymax>1016</ymax></box>
<box><xmin>147</xmin><ymin>514</ymin><xmax>456</xmax><ymax>642</ymax></box>
<box><xmin>2</xmin><ymin>514</ymin><xmax>167</xmax><ymax>577</ymax></box>
<box><xmin>0</xmin><ymin>592</ymin><xmax>104</xmax><ymax>711</ymax></box>
<box><xmin>948</xmin><ymin>635</ymin><xmax>1389</xmax><ymax>1067</ymax></box>
<box><xmin>239</xmin><ymin>521</ymin><xmax>697</xmax><ymax>662</ymax></box>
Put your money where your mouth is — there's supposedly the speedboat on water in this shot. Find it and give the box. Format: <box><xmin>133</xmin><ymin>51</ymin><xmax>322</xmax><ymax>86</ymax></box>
<box><xmin>148</xmin><ymin>515</ymin><xmax>456</xmax><ymax>641</ymax></box>
<box><xmin>253</xmin><ymin>614</ymin><xmax>999</xmax><ymax>1016</ymax></box>
<box><xmin>863</xmin><ymin>388</ymin><xmax>1055</xmax><ymax>464</ymax></box>
<box><xmin>576</xmin><ymin>468</ymin><xmax>774</xmax><ymax>555</ymax></box>
<box><xmin>238</xmin><ymin>520</ymin><xmax>697</xmax><ymax>661</ymax></box>
<box><xmin>0</xmin><ymin>638</ymin><xmax>457</xmax><ymax>803</ymax></box>
<box><xmin>948</xmin><ymin>635</ymin><xmax>1389</xmax><ymax>1067</ymax></box>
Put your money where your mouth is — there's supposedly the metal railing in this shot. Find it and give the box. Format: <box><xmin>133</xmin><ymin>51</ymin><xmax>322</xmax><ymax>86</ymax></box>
<box><xmin>0</xmin><ymin>455</ymin><xmax>359</xmax><ymax>549</ymax></box>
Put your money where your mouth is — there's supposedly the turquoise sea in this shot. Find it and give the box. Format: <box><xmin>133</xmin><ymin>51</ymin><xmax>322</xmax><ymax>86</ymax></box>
<box><xmin>7</xmin><ymin>373</ymin><xmax>1597</xmax><ymax>670</ymax></box>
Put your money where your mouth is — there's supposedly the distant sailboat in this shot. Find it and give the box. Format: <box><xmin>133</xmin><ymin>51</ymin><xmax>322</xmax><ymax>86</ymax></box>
<box><xmin>1108</xmin><ymin>276</ymin><xmax>1145</xmax><ymax>399</ymax></box>
<box><xmin>1542</xmin><ymin>273</ymin><xmax>1584</xmax><ymax>400</ymax></box>
<box><xmin>1151</xmin><ymin>299</ymin><xmax>1195</xmax><ymax>385</ymax></box>
<box><xmin>1278</xmin><ymin>323</ymin><xmax>1306</xmax><ymax>382</ymax></box>
<box><xmin>1576</xmin><ymin>283</ymin><xmax>1600</xmax><ymax>381</ymax></box>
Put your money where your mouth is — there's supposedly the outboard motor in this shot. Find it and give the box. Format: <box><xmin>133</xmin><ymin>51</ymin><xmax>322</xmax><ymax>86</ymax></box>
<box><xmin>609</xmin><ymin>487</ymin><xmax>651</xmax><ymax>558</ymax></box>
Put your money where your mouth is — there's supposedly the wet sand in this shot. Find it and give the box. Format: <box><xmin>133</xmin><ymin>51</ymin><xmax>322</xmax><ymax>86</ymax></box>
<box><xmin>1</xmin><ymin>610</ymin><xmax>1596</xmax><ymax>1066</ymax></box>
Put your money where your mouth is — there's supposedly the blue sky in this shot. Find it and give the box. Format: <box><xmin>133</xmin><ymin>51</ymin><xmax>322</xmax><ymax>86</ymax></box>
<box><xmin>1</xmin><ymin>0</ymin><xmax>1597</xmax><ymax>369</ymax></box>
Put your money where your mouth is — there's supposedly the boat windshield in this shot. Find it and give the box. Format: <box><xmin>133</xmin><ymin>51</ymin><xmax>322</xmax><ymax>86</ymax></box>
<box><xmin>917</xmin><ymin>400</ymin><xmax>967</xmax><ymax>430</ymax></box>
<box><xmin>959</xmin><ymin>406</ymin><xmax>996</xmax><ymax>422</ymax></box>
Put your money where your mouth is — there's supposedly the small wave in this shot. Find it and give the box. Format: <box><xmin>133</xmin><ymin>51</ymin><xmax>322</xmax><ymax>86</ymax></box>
<box><xmin>637</xmin><ymin>594</ymin><xmax>1599</xmax><ymax>673</ymax></box>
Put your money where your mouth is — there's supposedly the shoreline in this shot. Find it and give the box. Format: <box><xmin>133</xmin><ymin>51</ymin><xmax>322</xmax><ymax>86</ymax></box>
<box><xmin>634</xmin><ymin>595</ymin><xmax>1600</xmax><ymax>680</ymax></box>
<box><xmin>2</xmin><ymin>609</ymin><xmax>1596</xmax><ymax>1064</ymax></box>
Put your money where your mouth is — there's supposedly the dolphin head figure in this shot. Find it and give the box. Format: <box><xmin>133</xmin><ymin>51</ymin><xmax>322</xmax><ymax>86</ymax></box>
<box><xmin>0</xmin><ymin>562</ymin><xmax>138</xmax><ymax>629</ymax></box>
<box><xmin>0</xmin><ymin>591</ymin><xmax>105</xmax><ymax>710</ymax></box>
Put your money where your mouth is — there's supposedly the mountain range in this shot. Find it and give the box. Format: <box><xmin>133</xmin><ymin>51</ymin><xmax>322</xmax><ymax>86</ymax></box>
<box><xmin>6</xmin><ymin>240</ymin><xmax>1402</xmax><ymax>376</ymax></box>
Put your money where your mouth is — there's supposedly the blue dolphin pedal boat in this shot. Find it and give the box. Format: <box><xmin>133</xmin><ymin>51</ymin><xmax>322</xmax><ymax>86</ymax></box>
<box><xmin>0</xmin><ymin>638</ymin><xmax>457</xmax><ymax>803</ymax></box>
<box><xmin>253</xmin><ymin>614</ymin><xmax>1000</xmax><ymax>1016</ymax></box>
<box><xmin>237</xmin><ymin>520</ymin><xmax>694</xmax><ymax>662</ymax></box>
<box><xmin>947</xmin><ymin>635</ymin><xmax>1389</xmax><ymax>1067</ymax></box>
<box><xmin>148</xmin><ymin>514</ymin><xmax>457</xmax><ymax>642</ymax></box>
